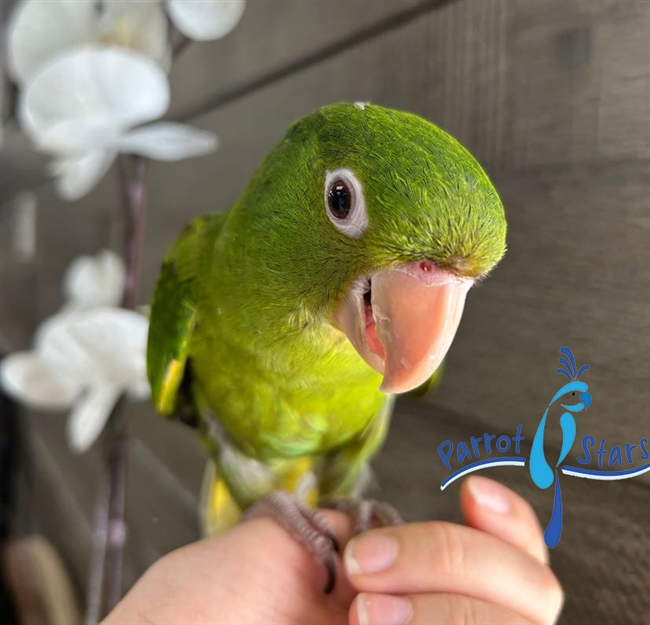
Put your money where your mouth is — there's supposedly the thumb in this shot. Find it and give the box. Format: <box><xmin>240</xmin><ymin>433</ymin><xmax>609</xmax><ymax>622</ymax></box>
<box><xmin>460</xmin><ymin>476</ymin><xmax>549</xmax><ymax>565</ymax></box>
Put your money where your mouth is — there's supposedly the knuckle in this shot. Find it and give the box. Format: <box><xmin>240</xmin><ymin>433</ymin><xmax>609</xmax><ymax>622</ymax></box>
<box><xmin>445</xmin><ymin>594</ymin><xmax>480</xmax><ymax>625</ymax></box>
<box><xmin>427</xmin><ymin>522</ymin><xmax>469</xmax><ymax>579</ymax></box>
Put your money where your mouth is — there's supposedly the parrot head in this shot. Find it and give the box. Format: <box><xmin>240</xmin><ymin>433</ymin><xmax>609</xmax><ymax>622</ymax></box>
<box><xmin>233</xmin><ymin>103</ymin><xmax>507</xmax><ymax>393</ymax></box>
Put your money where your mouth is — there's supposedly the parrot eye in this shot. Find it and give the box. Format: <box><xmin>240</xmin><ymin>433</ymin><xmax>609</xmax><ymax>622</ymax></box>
<box><xmin>324</xmin><ymin>168</ymin><xmax>368</xmax><ymax>238</ymax></box>
<box><xmin>328</xmin><ymin>181</ymin><xmax>352</xmax><ymax>218</ymax></box>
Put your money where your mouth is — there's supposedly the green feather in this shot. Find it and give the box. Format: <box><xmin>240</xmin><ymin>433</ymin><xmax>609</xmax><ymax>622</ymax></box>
<box><xmin>147</xmin><ymin>103</ymin><xmax>507</xmax><ymax>517</ymax></box>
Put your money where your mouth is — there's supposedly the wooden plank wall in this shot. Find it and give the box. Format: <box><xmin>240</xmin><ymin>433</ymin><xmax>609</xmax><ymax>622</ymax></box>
<box><xmin>3</xmin><ymin>1</ymin><xmax>649</xmax><ymax>623</ymax></box>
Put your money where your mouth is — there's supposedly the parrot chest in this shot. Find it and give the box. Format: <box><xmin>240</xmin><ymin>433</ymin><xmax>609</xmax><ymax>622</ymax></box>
<box><xmin>190</xmin><ymin>320</ymin><xmax>385</xmax><ymax>460</ymax></box>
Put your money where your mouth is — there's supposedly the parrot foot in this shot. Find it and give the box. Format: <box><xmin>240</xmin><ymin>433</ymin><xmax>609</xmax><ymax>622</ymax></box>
<box><xmin>240</xmin><ymin>490</ymin><xmax>340</xmax><ymax>593</ymax></box>
<box><xmin>320</xmin><ymin>498</ymin><xmax>404</xmax><ymax>535</ymax></box>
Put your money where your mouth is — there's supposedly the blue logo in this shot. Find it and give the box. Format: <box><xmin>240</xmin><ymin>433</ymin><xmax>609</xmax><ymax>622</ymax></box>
<box><xmin>529</xmin><ymin>347</ymin><xmax>591</xmax><ymax>548</ymax></box>
<box><xmin>437</xmin><ymin>347</ymin><xmax>649</xmax><ymax>548</ymax></box>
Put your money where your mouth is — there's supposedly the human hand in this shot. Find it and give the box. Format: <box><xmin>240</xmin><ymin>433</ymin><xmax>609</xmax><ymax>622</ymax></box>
<box><xmin>103</xmin><ymin>506</ymin><xmax>356</xmax><ymax>625</ymax></box>
<box><xmin>103</xmin><ymin>477</ymin><xmax>562</xmax><ymax>625</ymax></box>
<box><xmin>346</xmin><ymin>476</ymin><xmax>563</xmax><ymax>625</ymax></box>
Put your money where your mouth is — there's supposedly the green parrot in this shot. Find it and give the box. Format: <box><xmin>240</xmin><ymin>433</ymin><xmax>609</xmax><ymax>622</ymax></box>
<box><xmin>147</xmin><ymin>102</ymin><xmax>506</xmax><ymax>589</ymax></box>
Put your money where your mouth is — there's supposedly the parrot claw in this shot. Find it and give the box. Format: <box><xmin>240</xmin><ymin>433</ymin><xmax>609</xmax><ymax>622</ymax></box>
<box><xmin>240</xmin><ymin>490</ymin><xmax>340</xmax><ymax>593</ymax></box>
<box><xmin>320</xmin><ymin>498</ymin><xmax>404</xmax><ymax>535</ymax></box>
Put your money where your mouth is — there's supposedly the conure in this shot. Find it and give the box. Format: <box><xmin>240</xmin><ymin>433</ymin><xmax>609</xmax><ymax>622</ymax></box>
<box><xmin>147</xmin><ymin>102</ymin><xmax>506</xmax><ymax>590</ymax></box>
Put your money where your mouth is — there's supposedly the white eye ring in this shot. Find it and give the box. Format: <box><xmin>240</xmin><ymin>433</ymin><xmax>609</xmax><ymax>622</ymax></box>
<box><xmin>324</xmin><ymin>168</ymin><xmax>368</xmax><ymax>238</ymax></box>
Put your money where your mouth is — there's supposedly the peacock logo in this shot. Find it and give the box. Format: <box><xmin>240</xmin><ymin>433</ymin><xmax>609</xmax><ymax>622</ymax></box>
<box><xmin>436</xmin><ymin>347</ymin><xmax>649</xmax><ymax>548</ymax></box>
<box><xmin>530</xmin><ymin>347</ymin><xmax>592</xmax><ymax>548</ymax></box>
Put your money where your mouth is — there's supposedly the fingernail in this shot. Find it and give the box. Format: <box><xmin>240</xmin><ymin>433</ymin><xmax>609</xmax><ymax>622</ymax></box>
<box><xmin>467</xmin><ymin>476</ymin><xmax>511</xmax><ymax>514</ymax></box>
<box><xmin>345</xmin><ymin>535</ymin><xmax>398</xmax><ymax>575</ymax></box>
<box><xmin>356</xmin><ymin>593</ymin><xmax>412</xmax><ymax>625</ymax></box>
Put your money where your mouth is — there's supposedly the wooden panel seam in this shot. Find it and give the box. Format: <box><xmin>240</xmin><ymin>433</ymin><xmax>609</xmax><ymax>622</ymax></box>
<box><xmin>174</xmin><ymin>0</ymin><xmax>455</xmax><ymax>122</ymax></box>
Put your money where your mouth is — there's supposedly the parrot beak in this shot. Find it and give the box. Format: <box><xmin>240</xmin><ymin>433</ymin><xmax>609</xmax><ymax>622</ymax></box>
<box><xmin>334</xmin><ymin>261</ymin><xmax>472</xmax><ymax>394</ymax></box>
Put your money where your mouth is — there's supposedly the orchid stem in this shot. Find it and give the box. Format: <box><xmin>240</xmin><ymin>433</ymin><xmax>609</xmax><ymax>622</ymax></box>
<box><xmin>120</xmin><ymin>156</ymin><xmax>149</xmax><ymax>310</ymax></box>
<box><xmin>84</xmin><ymin>469</ymin><xmax>110</xmax><ymax>625</ymax></box>
<box><xmin>85</xmin><ymin>155</ymin><xmax>149</xmax><ymax>623</ymax></box>
<box><xmin>104</xmin><ymin>402</ymin><xmax>130</xmax><ymax>612</ymax></box>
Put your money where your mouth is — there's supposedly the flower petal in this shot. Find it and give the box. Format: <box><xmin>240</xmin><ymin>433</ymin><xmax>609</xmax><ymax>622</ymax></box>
<box><xmin>64</xmin><ymin>250</ymin><xmax>125</xmax><ymax>309</ymax></box>
<box><xmin>6</xmin><ymin>0</ymin><xmax>97</xmax><ymax>83</ymax></box>
<box><xmin>38</xmin><ymin>118</ymin><xmax>121</xmax><ymax>155</ymax></box>
<box><xmin>118</xmin><ymin>122</ymin><xmax>218</xmax><ymax>161</ymax></box>
<box><xmin>49</xmin><ymin>148</ymin><xmax>117</xmax><ymax>201</ymax></box>
<box><xmin>34</xmin><ymin>311</ymin><xmax>100</xmax><ymax>383</ymax></box>
<box><xmin>100</xmin><ymin>0</ymin><xmax>170</xmax><ymax>69</ymax></box>
<box><xmin>19</xmin><ymin>46</ymin><xmax>170</xmax><ymax>151</ymax></box>
<box><xmin>67</xmin><ymin>385</ymin><xmax>120</xmax><ymax>452</ymax></box>
<box><xmin>167</xmin><ymin>0</ymin><xmax>246</xmax><ymax>41</ymax></box>
<box><xmin>36</xmin><ymin>308</ymin><xmax>149</xmax><ymax>391</ymax></box>
<box><xmin>127</xmin><ymin>377</ymin><xmax>152</xmax><ymax>401</ymax></box>
<box><xmin>0</xmin><ymin>351</ymin><xmax>80</xmax><ymax>410</ymax></box>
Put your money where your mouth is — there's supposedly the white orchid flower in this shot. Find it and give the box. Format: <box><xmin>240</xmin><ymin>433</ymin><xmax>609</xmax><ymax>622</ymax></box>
<box><xmin>97</xmin><ymin>0</ymin><xmax>171</xmax><ymax>70</ymax></box>
<box><xmin>7</xmin><ymin>1</ymin><xmax>219</xmax><ymax>201</ymax></box>
<box><xmin>18</xmin><ymin>45</ymin><xmax>218</xmax><ymax>200</ymax></box>
<box><xmin>6</xmin><ymin>0</ymin><xmax>247</xmax><ymax>84</ymax></box>
<box><xmin>167</xmin><ymin>0</ymin><xmax>246</xmax><ymax>41</ymax></box>
<box><xmin>64</xmin><ymin>250</ymin><xmax>125</xmax><ymax>310</ymax></box>
<box><xmin>6</xmin><ymin>0</ymin><xmax>170</xmax><ymax>84</ymax></box>
<box><xmin>0</xmin><ymin>308</ymin><xmax>150</xmax><ymax>452</ymax></box>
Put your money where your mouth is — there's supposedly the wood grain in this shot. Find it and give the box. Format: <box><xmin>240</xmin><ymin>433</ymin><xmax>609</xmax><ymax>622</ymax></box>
<box><xmin>168</xmin><ymin>0</ymin><xmax>431</xmax><ymax>119</ymax></box>
<box><xmin>23</xmin><ymin>0</ymin><xmax>650</xmax><ymax>313</ymax></box>
<box><xmin>508</xmin><ymin>0</ymin><xmax>650</xmax><ymax>167</ymax></box>
<box><xmin>5</xmin><ymin>0</ymin><xmax>649</xmax><ymax>621</ymax></box>
<box><xmin>431</xmin><ymin>159</ymin><xmax>650</xmax><ymax>479</ymax></box>
<box><xmin>0</xmin><ymin>199</ymin><xmax>38</xmax><ymax>350</ymax></box>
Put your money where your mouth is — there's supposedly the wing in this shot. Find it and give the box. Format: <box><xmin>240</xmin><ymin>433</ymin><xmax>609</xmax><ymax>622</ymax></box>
<box><xmin>147</xmin><ymin>213</ymin><xmax>224</xmax><ymax>416</ymax></box>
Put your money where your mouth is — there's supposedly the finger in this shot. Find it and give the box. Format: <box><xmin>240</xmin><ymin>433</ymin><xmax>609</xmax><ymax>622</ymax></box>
<box><xmin>460</xmin><ymin>476</ymin><xmax>549</xmax><ymax>564</ymax></box>
<box><xmin>317</xmin><ymin>510</ymin><xmax>357</xmax><ymax>604</ymax></box>
<box><xmin>254</xmin><ymin>510</ymin><xmax>357</xmax><ymax>605</ymax></box>
<box><xmin>349</xmin><ymin>592</ymin><xmax>538</xmax><ymax>625</ymax></box>
<box><xmin>237</xmin><ymin>510</ymin><xmax>357</xmax><ymax>604</ymax></box>
<box><xmin>319</xmin><ymin>509</ymin><xmax>357</xmax><ymax>552</ymax></box>
<box><xmin>344</xmin><ymin>522</ymin><xmax>563</xmax><ymax>625</ymax></box>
